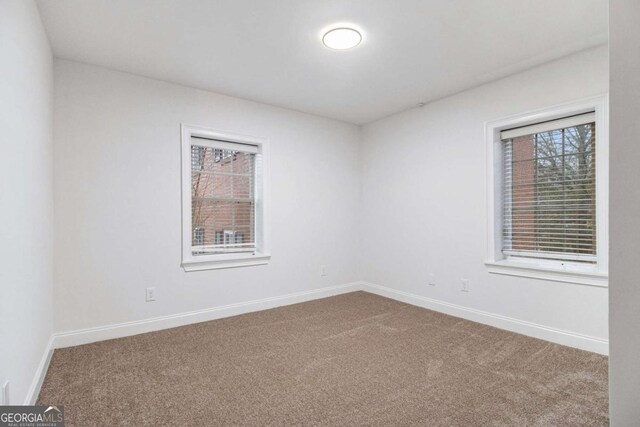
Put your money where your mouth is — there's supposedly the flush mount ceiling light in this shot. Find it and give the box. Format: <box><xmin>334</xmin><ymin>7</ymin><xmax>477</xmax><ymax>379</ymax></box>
<box><xmin>322</xmin><ymin>27</ymin><xmax>362</xmax><ymax>50</ymax></box>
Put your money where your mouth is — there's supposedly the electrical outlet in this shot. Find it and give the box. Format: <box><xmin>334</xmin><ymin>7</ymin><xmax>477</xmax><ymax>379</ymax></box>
<box><xmin>320</xmin><ymin>265</ymin><xmax>327</xmax><ymax>277</ymax></box>
<box><xmin>145</xmin><ymin>287</ymin><xmax>156</xmax><ymax>302</ymax></box>
<box><xmin>461</xmin><ymin>278</ymin><xmax>470</xmax><ymax>292</ymax></box>
<box><xmin>428</xmin><ymin>273</ymin><xmax>436</xmax><ymax>286</ymax></box>
<box><xmin>1</xmin><ymin>379</ymin><xmax>9</xmax><ymax>405</ymax></box>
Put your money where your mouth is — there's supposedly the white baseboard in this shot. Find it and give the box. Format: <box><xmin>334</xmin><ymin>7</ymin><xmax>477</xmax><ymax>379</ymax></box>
<box><xmin>52</xmin><ymin>282</ymin><xmax>361</xmax><ymax>349</ymax></box>
<box><xmin>361</xmin><ymin>282</ymin><xmax>608</xmax><ymax>355</ymax></box>
<box><xmin>24</xmin><ymin>335</ymin><xmax>54</xmax><ymax>405</ymax></box>
<box><xmin>30</xmin><ymin>280</ymin><xmax>605</xmax><ymax>404</ymax></box>
<box><xmin>50</xmin><ymin>281</ymin><xmax>608</xmax><ymax>354</ymax></box>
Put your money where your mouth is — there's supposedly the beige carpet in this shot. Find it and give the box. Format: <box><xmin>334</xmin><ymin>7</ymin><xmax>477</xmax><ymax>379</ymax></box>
<box><xmin>38</xmin><ymin>292</ymin><xmax>608</xmax><ymax>426</ymax></box>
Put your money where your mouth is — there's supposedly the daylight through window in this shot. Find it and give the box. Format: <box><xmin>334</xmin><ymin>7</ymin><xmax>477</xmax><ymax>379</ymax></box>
<box><xmin>190</xmin><ymin>139</ymin><xmax>258</xmax><ymax>256</ymax></box>
<box><xmin>501</xmin><ymin>113</ymin><xmax>596</xmax><ymax>263</ymax></box>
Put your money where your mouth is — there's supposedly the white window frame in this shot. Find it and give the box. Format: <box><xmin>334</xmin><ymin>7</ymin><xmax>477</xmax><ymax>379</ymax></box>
<box><xmin>484</xmin><ymin>95</ymin><xmax>608</xmax><ymax>287</ymax></box>
<box><xmin>181</xmin><ymin>124</ymin><xmax>270</xmax><ymax>271</ymax></box>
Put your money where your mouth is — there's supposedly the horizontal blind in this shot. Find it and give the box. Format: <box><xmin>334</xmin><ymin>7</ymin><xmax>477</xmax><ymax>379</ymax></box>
<box><xmin>190</xmin><ymin>137</ymin><xmax>258</xmax><ymax>256</ymax></box>
<box><xmin>501</xmin><ymin>112</ymin><xmax>595</xmax><ymax>140</ymax></box>
<box><xmin>502</xmin><ymin>117</ymin><xmax>596</xmax><ymax>263</ymax></box>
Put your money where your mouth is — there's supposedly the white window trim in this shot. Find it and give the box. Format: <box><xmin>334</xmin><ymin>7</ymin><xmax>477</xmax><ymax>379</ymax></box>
<box><xmin>181</xmin><ymin>124</ymin><xmax>271</xmax><ymax>271</ymax></box>
<box><xmin>484</xmin><ymin>95</ymin><xmax>609</xmax><ymax>287</ymax></box>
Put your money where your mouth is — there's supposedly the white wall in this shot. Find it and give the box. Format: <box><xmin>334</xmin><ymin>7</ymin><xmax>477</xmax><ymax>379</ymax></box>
<box><xmin>609</xmin><ymin>0</ymin><xmax>640</xmax><ymax>424</ymax></box>
<box><xmin>360</xmin><ymin>46</ymin><xmax>609</xmax><ymax>346</ymax></box>
<box><xmin>0</xmin><ymin>0</ymin><xmax>53</xmax><ymax>404</ymax></box>
<box><xmin>53</xmin><ymin>60</ymin><xmax>361</xmax><ymax>333</ymax></box>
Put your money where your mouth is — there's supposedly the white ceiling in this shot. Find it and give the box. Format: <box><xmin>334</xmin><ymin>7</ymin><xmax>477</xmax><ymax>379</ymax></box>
<box><xmin>37</xmin><ymin>0</ymin><xmax>608</xmax><ymax>124</ymax></box>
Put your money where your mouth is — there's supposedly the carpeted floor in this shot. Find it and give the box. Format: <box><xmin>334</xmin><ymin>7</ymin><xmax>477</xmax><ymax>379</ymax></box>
<box><xmin>38</xmin><ymin>292</ymin><xmax>609</xmax><ymax>426</ymax></box>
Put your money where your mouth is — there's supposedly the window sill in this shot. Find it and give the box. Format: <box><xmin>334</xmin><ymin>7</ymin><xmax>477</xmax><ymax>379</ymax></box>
<box><xmin>485</xmin><ymin>259</ymin><xmax>608</xmax><ymax>287</ymax></box>
<box><xmin>182</xmin><ymin>253</ymin><xmax>271</xmax><ymax>272</ymax></box>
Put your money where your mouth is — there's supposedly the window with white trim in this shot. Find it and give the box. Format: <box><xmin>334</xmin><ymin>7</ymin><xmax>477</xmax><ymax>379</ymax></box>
<box><xmin>485</xmin><ymin>96</ymin><xmax>608</xmax><ymax>286</ymax></box>
<box><xmin>190</xmin><ymin>143</ymin><xmax>257</xmax><ymax>254</ymax></box>
<box><xmin>181</xmin><ymin>125</ymin><xmax>270</xmax><ymax>271</ymax></box>
<box><xmin>502</xmin><ymin>113</ymin><xmax>596</xmax><ymax>263</ymax></box>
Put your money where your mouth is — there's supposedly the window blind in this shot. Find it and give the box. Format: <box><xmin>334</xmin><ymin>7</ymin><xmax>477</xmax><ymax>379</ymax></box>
<box><xmin>502</xmin><ymin>114</ymin><xmax>596</xmax><ymax>263</ymax></box>
<box><xmin>190</xmin><ymin>137</ymin><xmax>258</xmax><ymax>255</ymax></box>
<box><xmin>501</xmin><ymin>112</ymin><xmax>596</xmax><ymax>140</ymax></box>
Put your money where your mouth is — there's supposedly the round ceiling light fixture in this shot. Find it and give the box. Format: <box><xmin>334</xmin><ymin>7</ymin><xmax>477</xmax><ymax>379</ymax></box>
<box><xmin>322</xmin><ymin>27</ymin><xmax>362</xmax><ymax>50</ymax></box>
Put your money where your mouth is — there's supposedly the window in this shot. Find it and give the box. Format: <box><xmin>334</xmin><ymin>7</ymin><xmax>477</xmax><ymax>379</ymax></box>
<box><xmin>502</xmin><ymin>114</ymin><xmax>596</xmax><ymax>262</ymax></box>
<box><xmin>191</xmin><ymin>145</ymin><xmax>256</xmax><ymax>254</ymax></box>
<box><xmin>181</xmin><ymin>125</ymin><xmax>270</xmax><ymax>271</ymax></box>
<box><xmin>485</xmin><ymin>96</ymin><xmax>608</xmax><ymax>286</ymax></box>
<box><xmin>193</xmin><ymin>227</ymin><xmax>205</xmax><ymax>248</ymax></box>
